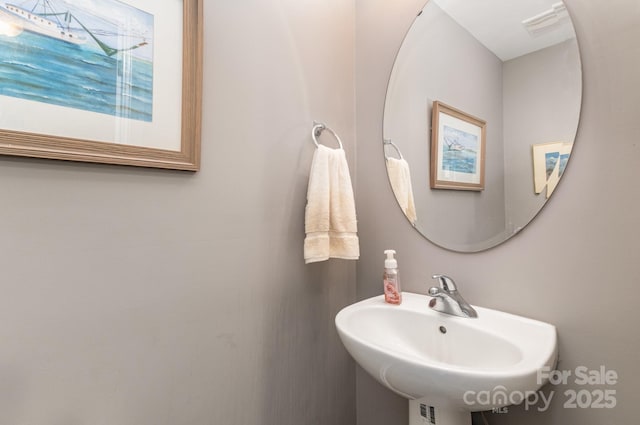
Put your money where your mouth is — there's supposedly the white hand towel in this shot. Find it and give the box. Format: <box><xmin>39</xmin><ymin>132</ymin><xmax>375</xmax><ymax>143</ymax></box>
<box><xmin>304</xmin><ymin>145</ymin><xmax>359</xmax><ymax>263</ymax></box>
<box><xmin>386</xmin><ymin>157</ymin><xmax>417</xmax><ymax>225</ymax></box>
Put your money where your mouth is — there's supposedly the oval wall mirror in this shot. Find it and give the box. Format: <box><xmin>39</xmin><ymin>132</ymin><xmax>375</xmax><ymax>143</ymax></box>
<box><xmin>383</xmin><ymin>0</ymin><xmax>582</xmax><ymax>252</ymax></box>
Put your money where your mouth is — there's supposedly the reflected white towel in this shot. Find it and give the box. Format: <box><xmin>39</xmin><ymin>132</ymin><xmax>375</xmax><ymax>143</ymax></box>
<box><xmin>386</xmin><ymin>158</ymin><xmax>417</xmax><ymax>225</ymax></box>
<box><xmin>304</xmin><ymin>145</ymin><xmax>359</xmax><ymax>263</ymax></box>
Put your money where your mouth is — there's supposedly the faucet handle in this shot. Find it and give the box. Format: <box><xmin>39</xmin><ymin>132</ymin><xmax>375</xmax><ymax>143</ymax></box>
<box><xmin>432</xmin><ymin>274</ymin><xmax>458</xmax><ymax>292</ymax></box>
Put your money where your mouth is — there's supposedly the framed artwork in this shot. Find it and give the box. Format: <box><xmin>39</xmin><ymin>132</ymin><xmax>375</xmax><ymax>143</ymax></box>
<box><xmin>532</xmin><ymin>142</ymin><xmax>572</xmax><ymax>198</ymax></box>
<box><xmin>430</xmin><ymin>101</ymin><xmax>486</xmax><ymax>191</ymax></box>
<box><xmin>0</xmin><ymin>0</ymin><xmax>202</xmax><ymax>170</ymax></box>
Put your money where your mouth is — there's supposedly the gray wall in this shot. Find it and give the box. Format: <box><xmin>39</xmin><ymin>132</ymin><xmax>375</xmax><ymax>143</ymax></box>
<box><xmin>0</xmin><ymin>1</ymin><xmax>356</xmax><ymax>424</ymax></box>
<box><xmin>356</xmin><ymin>1</ymin><xmax>640</xmax><ymax>425</ymax></box>
<box><xmin>503</xmin><ymin>39</ymin><xmax>582</xmax><ymax>234</ymax></box>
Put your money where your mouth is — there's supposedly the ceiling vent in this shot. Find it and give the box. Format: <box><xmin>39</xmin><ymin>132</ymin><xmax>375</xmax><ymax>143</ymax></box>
<box><xmin>522</xmin><ymin>2</ymin><xmax>569</xmax><ymax>37</ymax></box>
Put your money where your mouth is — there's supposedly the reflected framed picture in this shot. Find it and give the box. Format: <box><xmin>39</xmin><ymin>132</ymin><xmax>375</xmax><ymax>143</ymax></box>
<box><xmin>532</xmin><ymin>141</ymin><xmax>572</xmax><ymax>198</ymax></box>
<box><xmin>0</xmin><ymin>0</ymin><xmax>202</xmax><ymax>170</ymax></box>
<box><xmin>430</xmin><ymin>101</ymin><xmax>486</xmax><ymax>191</ymax></box>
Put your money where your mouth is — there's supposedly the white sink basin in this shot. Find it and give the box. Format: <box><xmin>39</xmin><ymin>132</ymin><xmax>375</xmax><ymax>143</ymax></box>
<box><xmin>335</xmin><ymin>292</ymin><xmax>557</xmax><ymax>422</ymax></box>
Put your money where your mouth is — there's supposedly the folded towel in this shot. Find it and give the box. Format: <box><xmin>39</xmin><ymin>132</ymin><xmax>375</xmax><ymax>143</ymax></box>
<box><xmin>304</xmin><ymin>145</ymin><xmax>359</xmax><ymax>263</ymax></box>
<box><xmin>386</xmin><ymin>157</ymin><xmax>417</xmax><ymax>225</ymax></box>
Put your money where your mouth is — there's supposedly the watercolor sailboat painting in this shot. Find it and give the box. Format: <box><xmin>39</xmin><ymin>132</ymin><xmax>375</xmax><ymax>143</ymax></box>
<box><xmin>0</xmin><ymin>0</ymin><xmax>153</xmax><ymax>122</ymax></box>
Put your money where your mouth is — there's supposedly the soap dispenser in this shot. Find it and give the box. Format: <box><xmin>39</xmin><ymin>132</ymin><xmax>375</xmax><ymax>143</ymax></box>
<box><xmin>383</xmin><ymin>250</ymin><xmax>402</xmax><ymax>305</ymax></box>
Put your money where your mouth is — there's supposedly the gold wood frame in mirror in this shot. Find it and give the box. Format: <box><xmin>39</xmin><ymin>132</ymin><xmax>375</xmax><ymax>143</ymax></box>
<box><xmin>430</xmin><ymin>101</ymin><xmax>486</xmax><ymax>191</ymax></box>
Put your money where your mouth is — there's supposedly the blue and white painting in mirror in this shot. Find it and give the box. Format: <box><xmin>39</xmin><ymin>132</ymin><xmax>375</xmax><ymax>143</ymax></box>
<box><xmin>442</xmin><ymin>124</ymin><xmax>478</xmax><ymax>174</ymax></box>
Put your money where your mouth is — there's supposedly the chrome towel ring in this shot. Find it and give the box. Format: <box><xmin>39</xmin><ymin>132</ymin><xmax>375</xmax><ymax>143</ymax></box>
<box><xmin>384</xmin><ymin>138</ymin><xmax>403</xmax><ymax>160</ymax></box>
<box><xmin>311</xmin><ymin>121</ymin><xmax>343</xmax><ymax>149</ymax></box>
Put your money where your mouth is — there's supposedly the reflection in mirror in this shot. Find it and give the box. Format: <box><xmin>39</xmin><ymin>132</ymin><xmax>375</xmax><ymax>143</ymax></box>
<box><xmin>383</xmin><ymin>0</ymin><xmax>582</xmax><ymax>252</ymax></box>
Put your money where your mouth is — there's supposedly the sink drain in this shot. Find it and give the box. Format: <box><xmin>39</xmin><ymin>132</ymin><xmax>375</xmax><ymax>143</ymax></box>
<box><xmin>439</xmin><ymin>326</ymin><xmax>447</xmax><ymax>334</ymax></box>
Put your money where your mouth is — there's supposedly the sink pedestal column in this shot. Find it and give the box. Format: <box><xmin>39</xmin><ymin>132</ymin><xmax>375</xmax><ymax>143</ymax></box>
<box><xmin>409</xmin><ymin>399</ymin><xmax>471</xmax><ymax>425</ymax></box>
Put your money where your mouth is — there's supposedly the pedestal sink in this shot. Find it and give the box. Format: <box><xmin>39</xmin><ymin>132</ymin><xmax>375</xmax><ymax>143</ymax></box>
<box><xmin>335</xmin><ymin>292</ymin><xmax>557</xmax><ymax>425</ymax></box>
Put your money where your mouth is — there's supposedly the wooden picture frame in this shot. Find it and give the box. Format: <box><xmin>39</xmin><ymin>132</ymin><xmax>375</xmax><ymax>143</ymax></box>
<box><xmin>430</xmin><ymin>101</ymin><xmax>486</xmax><ymax>190</ymax></box>
<box><xmin>0</xmin><ymin>0</ymin><xmax>202</xmax><ymax>170</ymax></box>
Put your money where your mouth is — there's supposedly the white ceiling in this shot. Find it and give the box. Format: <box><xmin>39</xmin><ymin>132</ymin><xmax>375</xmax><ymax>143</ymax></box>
<box><xmin>432</xmin><ymin>0</ymin><xmax>577</xmax><ymax>61</ymax></box>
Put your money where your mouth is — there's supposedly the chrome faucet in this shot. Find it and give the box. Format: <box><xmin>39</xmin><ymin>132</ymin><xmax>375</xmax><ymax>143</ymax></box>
<box><xmin>428</xmin><ymin>274</ymin><xmax>478</xmax><ymax>318</ymax></box>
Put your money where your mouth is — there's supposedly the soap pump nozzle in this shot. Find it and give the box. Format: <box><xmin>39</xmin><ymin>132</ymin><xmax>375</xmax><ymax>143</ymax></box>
<box><xmin>384</xmin><ymin>249</ymin><xmax>397</xmax><ymax>269</ymax></box>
